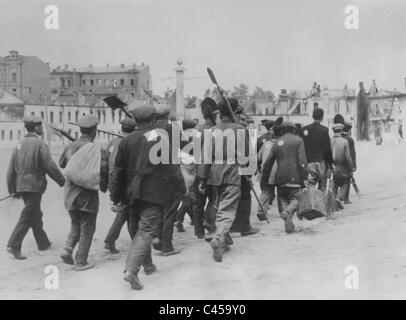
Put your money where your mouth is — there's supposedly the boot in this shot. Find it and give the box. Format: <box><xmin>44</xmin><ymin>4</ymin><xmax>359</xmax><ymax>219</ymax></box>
<box><xmin>38</xmin><ymin>242</ymin><xmax>52</xmax><ymax>251</ymax></box>
<box><xmin>7</xmin><ymin>247</ymin><xmax>27</xmax><ymax>260</ymax></box>
<box><xmin>124</xmin><ymin>270</ymin><xmax>143</xmax><ymax>290</ymax></box>
<box><xmin>60</xmin><ymin>247</ymin><xmax>74</xmax><ymax>265</ymax></box>
<box><xmin>210</xmin><ymin>237</ymin><xmax>223</xmax><ymax>263</ymax></box>
<box><xmin>241</xmin><ymin>227</ymin><xmax>260</xmax><ymax>237</ymax></box>
<box><xmin>281</xmin><ymin>212</ymin><xmax>295</xmax><ymax>234</ymax></box>
<box><xmin>104</xmin><ymin>243</ymin><xmax>120</xmax><ymax>254</ymax></box>
<box><xmin>143</xmin><ymin>264</ymin><xmax>157</xmax><ymax>275</ymax></box>
<box><xmin>74</xmin><ymin>262</ymin><xmax>95</xmax><ymax>271</ymax></box>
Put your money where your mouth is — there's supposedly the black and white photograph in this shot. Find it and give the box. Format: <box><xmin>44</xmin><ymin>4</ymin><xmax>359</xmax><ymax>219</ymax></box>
<box><xmin>0</xmin><ymin>0</ymin><xmax>406</xmax><ymax>303</ymax></box>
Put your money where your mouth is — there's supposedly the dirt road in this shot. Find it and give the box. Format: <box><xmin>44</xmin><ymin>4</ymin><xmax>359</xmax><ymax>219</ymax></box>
<box><xmin>0</xmin><ymin>141</ymin><xmax>405</xmax><ymax>299</ymax></box>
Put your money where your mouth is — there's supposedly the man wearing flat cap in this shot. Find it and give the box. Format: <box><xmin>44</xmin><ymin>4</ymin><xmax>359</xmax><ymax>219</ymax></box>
<box><xmin>261</xmin><ymin>121</ymin><xmax>308</xmax><ymax>234</ymax></box>
<box><xmin>6</xmin><ymin>115</ymin><xmax>65</xmax><ymax>259</ymax></box>
<box><xmin>338</xmin><ymin>121</ymin><xmax>356</xmax><ymax>204</ymax></box>
<box><xmin>59</xmin><ymin>114</ymin><xmax>108</xmax><ymax>271</ymax></box>
<box><xmin>330</xmin><ymin>122</ymin><xmax>354</xmax><ymax>210</ymax></box>
<box><xmin>103</xmin><ymin>117</ymin><xmax>137</xmax><ymax>254</ymax></box>
<box><xmin>110</xmin><ymin>105</ymin><xmax>186</xmax><ymax>290</ymax></box>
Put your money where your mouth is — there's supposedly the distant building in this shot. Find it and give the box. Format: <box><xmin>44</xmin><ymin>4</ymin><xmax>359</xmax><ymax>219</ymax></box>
<box><xmin>0</xmin><ymin>50</ymin><xmax>51</xmax><ymax>104</ymax></box>
<box><xmin>50</xmin><ymin>62</ymin><xmax>152</xmax><ymax>104</ymax></box>
<box><xmin>0</xmin><ymin>88</ymin><xmax>25</xmax><ymax>142</ymax></box>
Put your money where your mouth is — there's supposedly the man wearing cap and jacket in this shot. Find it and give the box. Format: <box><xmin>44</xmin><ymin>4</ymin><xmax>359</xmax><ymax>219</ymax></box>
<box><xmin>6</xmin><ymin>116</ymin><xmax>65</xmax><ymax>260</ymax></box>
<box><xmin>110</xmin><ymin>105</ymin><xmax>186</xmax><ymax>290</ymax></box>
<box><xmin>151</xmin><ymin>103</ymin><xmax>186</xmax><ymax>256</ymax></box>
<box><xmin>339</xmin><ymin>121</ymin><xmax>356</xmax><ymax>204</ymax></box>
<box><xmin>261</xmin><ymin>121</ymin><xmax>308</xmax><ymax>234</ymax></box>
<box><xmin>59</xmin><ymin>114</ymin><xmax>108</xmax><ymax>271</ymax></box>
<box><xmin>202</xmin><ymin>98</ymin><xmax>252</xmax><ymax>262</ymax></box>
<box><xmin>104</xmin><ymin>117</ymin><xmax>137</xmax><ymax>254</ymax></box>
<box><xmin>300</xmin><ymin>107</ymin><xmax>334</xmax><ymax>192</ymax></box>
<box><xmin>330</xmin><ymin>122</ymin><xmax>354</xmax><ymax>209</ymax></box>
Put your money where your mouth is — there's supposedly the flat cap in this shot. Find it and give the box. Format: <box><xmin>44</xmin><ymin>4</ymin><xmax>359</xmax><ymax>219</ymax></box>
<box><xmin>78</xmin><ymin>114</ymin><xmax>99</xmax><ymax>128</ymax></box>
<box><xmin>333</xmin><ymin>114</ymin><xmax>345</xmax><ymax>125</ymax></box>
<box><xmin>23</xmin><ymin>115</ymin><xmax>42</xmax><ymax>124</ymax></box>
<box><xmin>120</xmin><ymin>117</ymin><xmax>136</xmax><ymax>130</ymax></box>
<box><xmin>131</xmin><ymin>105</ymin><xmax>156</xmax><ymax>121</ymax></box>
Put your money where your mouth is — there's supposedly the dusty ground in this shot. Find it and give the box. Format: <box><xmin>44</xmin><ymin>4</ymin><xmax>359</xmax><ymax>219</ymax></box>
<box><xmin>0</xmin><ymin>140</ymin><xmax>406</xmax><ymax>300</ymax></box>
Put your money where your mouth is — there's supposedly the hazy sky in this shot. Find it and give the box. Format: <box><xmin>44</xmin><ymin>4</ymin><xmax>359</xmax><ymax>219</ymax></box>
<box><xmin>1</xmin><ymin>0</ymin><xmax>406</xmax><ymax>96</ymax></box>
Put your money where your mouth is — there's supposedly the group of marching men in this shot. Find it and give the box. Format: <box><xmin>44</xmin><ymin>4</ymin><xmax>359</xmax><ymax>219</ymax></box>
<box><xmin>5</xmin><ymin>96</ymin><xmax>356</xmax><ymax>290</ymax></box>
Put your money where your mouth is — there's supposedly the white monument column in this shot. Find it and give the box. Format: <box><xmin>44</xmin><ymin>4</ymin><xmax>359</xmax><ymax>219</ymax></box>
<box><xmin>175</xmin><ymin>58</ymin><xmax>185</xmax><ymax>120</ymax></box>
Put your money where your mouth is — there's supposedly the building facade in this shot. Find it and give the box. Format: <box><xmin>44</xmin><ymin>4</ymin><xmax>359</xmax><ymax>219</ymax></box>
<box><xmin>0</xmin><ymin>50</ymin><xmax>51</xmax><ymax>104</ymax></box>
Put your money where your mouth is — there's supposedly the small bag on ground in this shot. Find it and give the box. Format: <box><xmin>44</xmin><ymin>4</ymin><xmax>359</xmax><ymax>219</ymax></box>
<box><xmin>64</xmin><ymin>143</ymin><xmax>101</xmax><ymax>190</ymax></box>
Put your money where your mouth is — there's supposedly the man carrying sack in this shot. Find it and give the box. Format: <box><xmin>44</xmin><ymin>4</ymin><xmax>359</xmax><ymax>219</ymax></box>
<box><xmin>6</xmin><ymin>116</ymin><xmax>65</xmax><ymax>260</ymax></box>
<box><xmin>59</xmin><ymin>114</ymin><xmax>108</xmax><ymax>271</ymax></box>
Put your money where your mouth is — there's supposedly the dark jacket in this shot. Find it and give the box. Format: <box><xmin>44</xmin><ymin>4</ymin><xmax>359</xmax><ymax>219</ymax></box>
<box><xmin>300</xmin><ymin>121</ymin><xmax>333</xmax><ymax>168</ymax></box>
<box><xmin>261</xmin><ymin>133</ymin><xmax>307</xmax><ymax>187</ymax></box>
<box><xmin>110</xmin><ymin>124</ymin><xmax>186</xmax><ymax>207</ymax></box>
<box><xmin>59</xmin><ymin>135</ymin><xmax>108</xmax><ymax>214</ymax></box>
<box><xmin>7</xmin><ymin>133</ymin><xmax>65</xmax><ymax>194</ymax></box>
<box><xmin>257</xmin><ymin>131</ymin><xmax>273</xmax><ymax>153</ymax></box>
<box><xmin>195</xmin><ymin>119</ymin><xmax>215</xmax><ymax>179</ymax></box>
<box><xmin>342</xmin><ymin>132</ymin><xmax>356</xmax><ymax>170</ymax></box>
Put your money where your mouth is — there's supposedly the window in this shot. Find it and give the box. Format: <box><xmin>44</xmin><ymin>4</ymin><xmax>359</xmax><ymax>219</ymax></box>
<box><xmin>31</xmin><ymin>112</ymin><xmax>35</xmax><ymax>116</ymax></box>
<box><xmin>61</xmin><ymin>79</ymin><xmax>66</xmax><ymax>87</ymax></box>
<box><xmin>102</xmin><ymin>110</ymin><xmax>106</xmax><ymax>123</ymax></box>
<box><xmin>67</xmin><ymin>112</ymin><xmax>71</xmax><ymax>121</ymax></box>
<box><xmin>105</xmin><ymin>79</ymin><xmax>109</xmax><ymax>86</ymax></box>
<box><xmin>9</xmin><ymin>130</ymin><xmax>13</xmax><ymax>140</ymax></box>
<box><xmin>1</xmin><ymin>130</ymin><xmax>4</xmax><ymax>140</ymax></box>
<box><xmin>0</xmin><ymin>72</ymin><xmax>5</xmax><ymax>81</ymax></box>
<box><xmin>90</xmin><ymin>79</ymin><xmax>94</xmax><ymax>86</ymax></box>
<box><xmin>111</xmin><ymin>110</ymin><xmax>115</xmax><ymax>123</ymax></box>
<box><xmin>11</xmin><ymin>73</ymin><xmax>17</xmax><ymax>82</ymax></box>
<box><xmin>346</xmin><ymin>102</ymin><xmax>351</xmax><ymax>114</ymax></box>
<box><xmin>67</xmin><ymin>79</ymin><xmax>71</xmax><ymax>87</ymax></box>
<box><xmin>41</xmin><ymin>111</ymin><xmax>45</xmax><ymax>119</ymax></box>
<box><xmin>97</xmin><ymin>110</ymin><xmax>101</xmax><ymax>121</ymax></box>
<box><xmin>130</xmin><ymin>79</ymin><xmax>134</xmax><ymax>86</ymax></box>
<box><xmin>17</xmin><ymin>130</ymin><xmax>21</xmax><ymax>140</ymax></box>
<box><xmin>113</xmin><ymin>79</ymin><xmax>117</xmax><ymax>87</ymax></box>
<box><xmin>50</xmin><ymin>112</ymin><xmax>54</xmax><ymax>123</ymax></box>
<box><xmin>120</xmin><ymin>79</ymin><xmax>125</xmax><ymax>86</ymax></box>
<box><xmin>118</xmin><ymin>110</ymin><xmax>122</xmax><ymax>120</ymax></box>
<box><xmin>23</xmin><ymin>87</ymin><xmax>32</xmax><ymax>94</ymax></box>
<box><xmin>82</xmin><ymin>79</ymin><xmax>86</xmax><ymax>85</ymax></box>
<box><xmin>12</xmin><ymin>88</ymin><xmax>17</xmax><ymax>94</ymax></box>
<box><xmin>75</xmin><ymin>111</ymin><xmax>79</xmax><ymax>122</ymax></box>
<box><xmin>97</xmin><ymin>79</ymin><xmax>102</xmax><ymax>86</ymax></box>
<box><xmin>59</xmin><ymin>111</ymin><xmax>63</xmax><ymax>123</ymax></box>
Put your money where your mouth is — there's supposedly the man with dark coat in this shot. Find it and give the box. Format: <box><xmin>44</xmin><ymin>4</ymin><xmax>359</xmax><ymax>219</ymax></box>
<box><xmin>151</xmin><ymin>104</ymin><xmax>186</xmax><ymax>256</ymax></box>
<box><xmin>300</xmin><ymin>107</ymin><xmax>334</xmax><ymax>192</ymax></box>
<box><xmin>59</xmin><ymin>114</ymin><xmax>108</xmax><ymax>271</ymax></box>
<box><xmin>261</xmin><ymin>121</ymin><xmax>308</xmax><ymax>233</ymax></box>
<box><xmin>110</xmin><ymin>105</ymin><xmax>185</xmax><ymax>290</ymax></box>
<box><xmin>6</xmin><ymin>116</ymin><xmax>65</xmax><ymax>259</ymax></box>
<box><xmin>104</xmin><ymin>117</ymin><xmax>137</xmax><ymax>254</ymax></box>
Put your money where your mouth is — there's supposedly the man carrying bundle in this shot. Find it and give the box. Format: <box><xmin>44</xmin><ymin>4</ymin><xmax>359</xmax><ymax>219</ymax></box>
<box><xmin>6</xmin><ymin>116</ymin><xmax>65</xmax><ymax>260</ymax></box>
<box><xmin>261</xmin><ymin>121</ymin><xmax>307</xmax><ymax>234</ymax></box>
<box><xmin>104</xmin><ymin>117</ymin><xmax>137</xmax><ymax>254</ymax></box>
<box><xmin>59</xmin><ymin>114</ymin><xmax>108</xmax><ymax>271</ymax></box>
